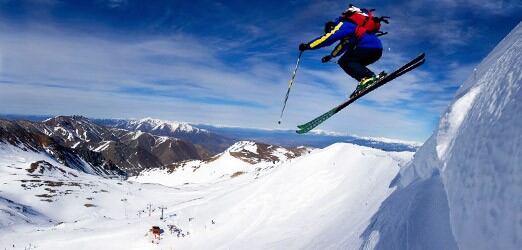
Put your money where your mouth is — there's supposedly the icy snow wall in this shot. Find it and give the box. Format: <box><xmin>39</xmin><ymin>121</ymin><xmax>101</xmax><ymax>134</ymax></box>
<box><xmin>363</xmin><ymin>22</ymin><xmax>522</xmax><ymax>250</ymax></box>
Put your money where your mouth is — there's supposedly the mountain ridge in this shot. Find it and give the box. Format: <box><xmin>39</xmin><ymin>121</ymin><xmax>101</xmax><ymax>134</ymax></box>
<box><xmin>0</xmin><ymin>116</ymin><xmax>210</xmax><ymax>176</ymax></box>
<box><xmin>0</xmin><ymin>114</ymin><xmax>421</xmax><ymax>152</ymax></box>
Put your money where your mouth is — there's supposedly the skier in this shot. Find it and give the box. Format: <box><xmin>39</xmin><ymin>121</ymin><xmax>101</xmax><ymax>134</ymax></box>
<box><xmin>299</xmin><ymin>5</ymin><xmax>387</xmax><ymax>97</ymax></box>
<box><xmin>280</xmin><ymin>4</ymin><xmax>424</xmax><ymax>133</ymax></box>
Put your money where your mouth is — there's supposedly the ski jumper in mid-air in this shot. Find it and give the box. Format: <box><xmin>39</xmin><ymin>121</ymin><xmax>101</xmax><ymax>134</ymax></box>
<box><xmin>299</xmin><ymin>5</ymin><xmax>387</xmax><ymax>97</ymax></box>
<box><xmin>286</xmin><ymin>4</ymin><xmax>425</xmax><ymax>134</ymax></box>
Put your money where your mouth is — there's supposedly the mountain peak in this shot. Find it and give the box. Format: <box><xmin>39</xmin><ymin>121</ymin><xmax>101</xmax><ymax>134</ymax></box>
<box><xmin>101</xmin><ymin>118</ymin><xmax>233</xmax><ymax>155</ymax></box>
<box><xmin>227</xmin><ymin>141</ymin><xmax>258</xmax><ymax>154</ymax></box>
<box><xmin>130</xmin><ymin>117</ymin><xmax>206</xmax><ymax>134</ymax></box>
<box><xmin>222</xmin><ymin>140</ymin><xmax>310</xmax><ymax>165</ymax></box>
<box><xmin>46</xmin><ymin>115</ymin><xmax>90</xmax><ymax>122</ymax></box>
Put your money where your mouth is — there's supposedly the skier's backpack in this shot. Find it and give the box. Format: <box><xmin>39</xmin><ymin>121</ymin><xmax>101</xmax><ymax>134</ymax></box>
<box><xmin>341</xmin><ymin>4</ymin><xmax>390</xmax><ymax>39</ymax></box>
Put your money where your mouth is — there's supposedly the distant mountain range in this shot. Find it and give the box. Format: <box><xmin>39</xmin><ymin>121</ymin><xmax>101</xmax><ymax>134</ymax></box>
<box><xmin>195</xmin><ymin>124</ymin><xmax>420</xmax><ymax>152</ymax></box>
<box><xmin>0</xmin><ymin>116</ymin><xmax>211</xmax><ymax>176</ymax></box>
<box><xmin>0</xmin><ymin>117</ymin><xmax>125</xmax><ymax>177</ymax></box>
<box><xmin>0</xmin><ymin>116</ymin><xmax>308</xmax><ymax>178</ymax></box>
<box><xmin>96</xmin><ymin>117</ymin><xmax>234</xmax><ymax>155</ymax></box>
<box><xmin>0</xmin><ymin>114</ymin><xmax>420</xmax><ymax>152</ymax></box>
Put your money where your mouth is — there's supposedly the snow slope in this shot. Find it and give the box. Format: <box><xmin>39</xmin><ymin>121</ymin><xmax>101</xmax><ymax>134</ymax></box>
<box><xmin>131</xmin><ymin>141</ymin><xmax>308</xmax><ymax>186</ymax></box>
<box><xmin>362</xmin><ymin>23</ymin><xmax>522</xmax><ymax>250</ymax></box>
<box><xmin>0</xmin><ymin>142</ymin><xmax>213</xmax><ymax>249</ymax></box>
<box><xmin>0</xmin><ymin>140</ymin><xmax>412</xmax><ymax>249</ymax></box>
<box><xmin>168</xmin><ymin>144</ymin><xmax>412</xmax><ymax>249</ymax></box>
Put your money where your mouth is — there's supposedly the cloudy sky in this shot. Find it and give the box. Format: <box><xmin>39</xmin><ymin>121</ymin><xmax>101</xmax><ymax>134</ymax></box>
<box><xmin>0</xmin><ymin>0</ymin><xmax>520</xmax><ymax>141</ymax></box>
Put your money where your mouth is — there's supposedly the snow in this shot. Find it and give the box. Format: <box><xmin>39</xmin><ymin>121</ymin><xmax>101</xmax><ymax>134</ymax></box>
<box><xmin>271</xmin><ymin>147</ymin><xmax>292</xmax><ymax>159</ymax></box>
<box><xmin>93</xmin><ymin>141</ymin><xmax>111</xmax><ymax>152</ymax></box>
<box><xmin>132</xmin><ymin>157</ymin><xmax>250</xmax><ymax>187</ymax></box>
<box><xmin>131</xmin><ymin>131</ymin><xmax>144</xmax><ymax>140</ymax></box>
<box><xmin>155</xmin><ymin>136</ymin><xmax>170</xmax><ymax>145</ymax></box>
<box><xmin>308</xmin><ymin>129</ymin><xmax>349</xmax><ymax>136</ymax></box>
<box><xmin>0</xmin><ymin>140</ymin><xmax>413</xmax><ymax>249</ymax></box>
<box><xmin>0</xmin><ymin>197</ymin><xmax>51</xmax><ymax>228</ymax></box>
<box><xmin>82</xmin><ymin>131</ymin><xmax>89</xmax><ymax>142</ymax></box>
<box><xmin>371</xmin><ymin>22</ymin><xmax>522</xmax><ymax>250</ymax></box>
<box><xmin>132</xmin><ymin>117</ymin><xmax>207</xmax><ymax>134</ymax></box>
<box><xmin>227</xmin><ymin>141</ymin><xmax>258</xmax><ymax>154</ymax></box>
<box><xmin>141</xmin><ymin>144</ymin><xmax>411</xmax><ymax>249</ymax></box>
<box><xmin>132</xmin><ymin>141</ymin><xmax>290</xmax><ymax>186</ymax></box>
<box><xmin>435</xmin><ymin>86</ymin><xmax>481</xmax><ymax>160</ymax></box>
<box><xmin>71</xmin><ymin>141</ymin><xmax>81</xmax><ymax>149</ymax></box>
<box><xmin>354</xmin><ymin>135</ymin><xmax>422</xmax><ymax>147</ymax></box>
<box><xmin>54</xmin><ymin>126</ymin><xmax>74</xmax><ymax>141</ymax></box>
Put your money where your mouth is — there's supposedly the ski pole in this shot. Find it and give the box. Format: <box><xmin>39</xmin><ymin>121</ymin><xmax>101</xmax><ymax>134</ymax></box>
<box><xmin>278</xmin><ymin>51</ymin><xmax>303</xmax><ymax>125</ymax></box>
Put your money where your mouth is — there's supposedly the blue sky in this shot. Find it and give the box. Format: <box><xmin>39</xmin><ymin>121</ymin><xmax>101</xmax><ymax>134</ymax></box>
<box><xmin>0</xmin><ymin>0</ymin><xmax>520</xmax><ymax>141</ymax></box>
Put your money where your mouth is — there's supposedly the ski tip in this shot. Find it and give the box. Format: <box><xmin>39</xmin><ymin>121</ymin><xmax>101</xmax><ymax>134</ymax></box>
<box><xmin>296</xmin><ymin>126</ymin><xmax>312</xmax><ymax>134</ymax></box>
<box><xmin>296</xmin><ymin>129</ymin><xmax>307</xmax><ymax>134</ymax></box>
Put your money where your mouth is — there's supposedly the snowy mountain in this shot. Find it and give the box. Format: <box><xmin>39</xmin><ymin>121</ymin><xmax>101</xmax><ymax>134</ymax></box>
<box><xmin>0</xmin><ymin>116</ymin><xmax>210</xmax><ymax>176</ymax></box>
<box><xmin>117</xmin><ymin>117</ymin><xmax>207</xmax><ymax>134</ymax></box>
<box><xmin>1</xmin><ymin>115</ymin><xmax>419</xmax><ymax>152</ymax></box>
<box><xmin>0</xmin><ymin>118</ymin><xmax>125</xmax><ymax>177</ymax></box>
<box><xmin>0</xmin><ymin>137</ymin><xmax>413</xmax><ymax>249</ymax></box>
<box><xmin>1</xmin><ymin>119</ymin><xmax>412</xmax><ymax>249</ymax></box>
<box><xmin>361</xmin><ymin>23</ymin><xmax>522</xmax><ymax>250</ymax></box>
<box><xmin>132</xmin><ymin>141</ymin><xmax>310</xmax><ymax>186</ymax></box>
<box><xmin>100</xmin><ymin>117</ymin><xmax>235</xmax><ymax>154</ymax></box>
<box><xmin>41</xmin><ymin>115</ymin><xmax>119</xmax><ymax>147</ymax></box>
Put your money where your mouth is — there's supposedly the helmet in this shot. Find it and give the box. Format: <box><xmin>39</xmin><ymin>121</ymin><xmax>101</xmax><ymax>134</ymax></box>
<box><xmin>342</xmin><ymin>4</ymin><xmax>368</xmax><ymax>17</ymax></box>
<box><xmin>346</xmin><ymin>5</ymin><xmax>361</xmax><ymax>13</ymax></box>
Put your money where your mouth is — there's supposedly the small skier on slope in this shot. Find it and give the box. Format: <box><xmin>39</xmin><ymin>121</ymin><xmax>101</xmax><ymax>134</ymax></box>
<box><xmin>299</xmin><ymin>5</ymin><xmax>388</xmax><ymax>97</ymax></box>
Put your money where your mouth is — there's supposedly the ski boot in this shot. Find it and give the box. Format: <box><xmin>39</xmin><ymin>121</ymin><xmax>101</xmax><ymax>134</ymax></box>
<box><xmin>350</xmin><ymin>72</ymin><xmax>387</xmax><ymax>98</ymax></box>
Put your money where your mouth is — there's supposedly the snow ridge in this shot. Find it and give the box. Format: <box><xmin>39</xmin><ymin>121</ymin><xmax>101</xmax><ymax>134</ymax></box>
<box><xmin>227</xmin><ymin>141</ymin><xmax>258</xmax><ymax>154</ymax></box>
<box><xmin>132</xmin><ymin>141</ymin><xmax>310</xmax><ymax>186</ymax></box>
<box><xmin>381</xmin><ymin>22</ymin><xmax>522</xmax><ymax>250</ymax></box>
<box><xmin>130</xmin><ymin>117</ymin><xmax>208</xmax><ymax>134</ymax></box>
<box><xmin>435</xmin><ymin>85</ymin><xmax>481</xmax><ymax>161</ymax></box>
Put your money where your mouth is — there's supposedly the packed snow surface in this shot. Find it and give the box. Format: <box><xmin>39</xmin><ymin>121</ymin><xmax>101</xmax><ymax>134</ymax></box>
<box><xmin>0</xmin><ymin>141</ymin><xmax>412</xmax><ymax>249</ymax></box>
<box><xmin>227</xmin><ymin>140</ymin><xmax>258</xmax><ymax>153</ymax></box>
<box><xmin>379</xmin><ymin>22</ymin><xmax>522</xmax><ymax>250</ymax></box>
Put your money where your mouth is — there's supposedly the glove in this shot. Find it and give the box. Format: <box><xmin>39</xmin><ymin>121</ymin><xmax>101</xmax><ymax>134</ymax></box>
<box><xmin>299</xmin><ymin>43</ymin><xmax>310</xmax><ymax>51</ymax></box>
<box><xmin>324</xmin><ymin>21</ymin><xmax>336</xmax><ymax>34</ymax></box>
<box><xmin>321</xmin><ymin>55</ymin><xmax>333</xmax><ymax>63</ymax></box>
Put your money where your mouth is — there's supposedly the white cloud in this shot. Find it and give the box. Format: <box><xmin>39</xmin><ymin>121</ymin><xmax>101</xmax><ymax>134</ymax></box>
<box><xmin>106</xmin><ymin>0</ymin><xmax>127</xmax><ymax>8</ymax></box>
<box><xmin>0</xmin><ymin>20</ymin><xmax>453</xmax><ymax>141</ymax></box>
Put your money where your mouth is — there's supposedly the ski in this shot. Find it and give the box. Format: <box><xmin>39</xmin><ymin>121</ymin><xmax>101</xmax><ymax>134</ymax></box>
<box><xmin>296</xmin><ymin>53</ymin><xmax>426</xmax><ymax>134</ymax></box>
<box><xmin>297</xmin><ymin>53</ymin><xmax>425</xmax><ymax>131</ymax></box>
